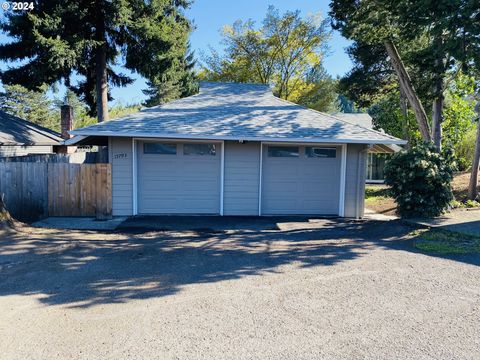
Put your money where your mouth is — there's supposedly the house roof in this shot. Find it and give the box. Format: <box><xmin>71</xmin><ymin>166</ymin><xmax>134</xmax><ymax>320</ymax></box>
<box><xmin>332</xmin><ymin>112</ymin><xmax>403</xmax><ymax>153</ymax></box>
<box><xmin>0</xmin><ymin>111</ymin><xmax>62</xmax><ymax>146</ymax></box>
<box><xmin>69</xmin><ymin>82</ymin><xmax>406</xmax><ymax>145</ymax></box>
<box><xmin>331</xmin><ymin>113</ymin><xmax>373</xmax><ymax>128</ymax></box>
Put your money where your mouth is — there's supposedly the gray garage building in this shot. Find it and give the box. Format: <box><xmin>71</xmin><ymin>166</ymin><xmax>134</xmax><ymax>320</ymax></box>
<box><xmin>68</xmin><ymin>82</ymin><xmax>405</xmax><ymax>218</ymax></box>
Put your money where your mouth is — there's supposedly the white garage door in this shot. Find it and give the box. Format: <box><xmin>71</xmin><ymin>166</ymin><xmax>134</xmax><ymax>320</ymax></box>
<box><xmin>138</xmin><ymin>141</ymin><xmax>221</xmax><ymax>214</ymax></box>
<box><xmin>262</xmin><ymin>145</ymin><xmax>341</xmax><ymax>215</ymax></box>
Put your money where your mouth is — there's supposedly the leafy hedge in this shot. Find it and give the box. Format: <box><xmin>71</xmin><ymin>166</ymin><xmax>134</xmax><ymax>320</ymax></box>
<box><xmin>384</xmin><ymin>142</ymin><xmax>455</xmax><ymax>218</ymax></box>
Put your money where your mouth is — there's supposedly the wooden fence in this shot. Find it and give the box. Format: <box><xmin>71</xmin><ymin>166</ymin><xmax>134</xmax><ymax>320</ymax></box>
<box><xmin>0</xmin><ymin>163</ymin><xmax>112</xmax><ymax>221</ymax></box>
<box><xmin>0</xmin><ymin>152</ymin><xmax>98</xmax><ymax>163</ymax></box>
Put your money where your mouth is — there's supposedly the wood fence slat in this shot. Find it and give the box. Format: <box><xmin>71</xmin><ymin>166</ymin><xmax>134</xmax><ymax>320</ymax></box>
<box><xmin>64</xmin><ymin>164</ymin><xmax>70</xmax><ymax>216</ymax></box>
<box><xmin>24</xmin><ymin>162</ymin><xmax>31</xmax><ymax>219</ymax></box>
<box><xmin>72</xmin><ymin>166</ymin><xmax>82</xmax><ymax>216</ymax></box>
<box><xmin>95</xmin><ymin>165</ymin><xmax>102</xmax><ymax>219</ymax></box>
<box><xmin>47</xmin><ymin>163</ymin><xmax>52</xmax><ymax>215</ymax></box>
<box><xmin>79</xmin><ymin>165</ymin><xmax>85</xmax><ymax>216</ymax></box>
<box><xmin>105</xmin><ymin>164</ymin><xmax>112</xmax><ymax>217</ymax></box>
<box><xmin>89</xmin><ymin>165</ymin><xmax>96</xmax><ymax>216</ymax></box>
<box><xmin>42</xmin><ymin>163</ymin><xmax>48</xmax><ymax>217</ymax></box>
<box><xmin>67</xmin><ymin>164</ymin><xmax>72</xmax><ymax>216</ymax></box>
<box><xmin>6</xmin><ymin>164</ymin><xmax>14</xmax><ymax>215</ymax></box>
<box><xmin>85</xmin><ymin>165</ymin><xmax>91</xmax><ymax>216</ymax></box>
<box><xmin>16</xmin><ymin>163</ymin><xmax>23</xmax><ymax>218</ymax></box>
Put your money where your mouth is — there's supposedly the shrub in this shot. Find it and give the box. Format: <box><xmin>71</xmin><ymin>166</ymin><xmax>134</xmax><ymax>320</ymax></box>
<box><xmin>454</xmin><ymin>127</ymin><xmax>476</xmax><ymax>171</ymax></box>
<box><xmin>384</xmin><ymin>142</ymin><xmax>455</xmax><ymax>218</ymax></box>
<box><xmin>465</xmin><ymin>200</ymin><xmax>480</xmax><ymax>208</ymax></box>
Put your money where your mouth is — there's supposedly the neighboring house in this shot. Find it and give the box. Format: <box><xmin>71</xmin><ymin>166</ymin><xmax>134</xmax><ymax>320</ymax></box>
<box><xmin>67</xmin><ymin>82</ymin><xmax>405</xmax><ymax>218</ymax></box>
<box><xmin>0</xmin><ymin>111</ymin><xmax>63</xmax><ymax>157</ymax></box>
<box><xmin>332</xmin><ymin>113</ymin><xmax>402</xmax><ymax>183</ymax></box>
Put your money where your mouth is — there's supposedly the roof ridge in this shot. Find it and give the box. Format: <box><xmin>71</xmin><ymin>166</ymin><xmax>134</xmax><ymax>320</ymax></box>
<box><xmin>199</xmin><ymin>81</ymin><xmax>271</xmax><ymax>88</ymax></box>
<box><xmin>269</xmin><ymin>96</ymin><xmax>401</xmax><ymax>141</ymax></box>
<box><xmin>23</xmin><ymin>121</ymin><xmax>63</xmax><ymax>141</ymax></box>
<box><xmin>140</xmin><ymin>89</ymin><xmax>205</xmax><ymax>113</ymax></box>
<box><xmin>0</xmin><ymin>111</ymin><xmax>62</xmax><ymax>142</ymax></box>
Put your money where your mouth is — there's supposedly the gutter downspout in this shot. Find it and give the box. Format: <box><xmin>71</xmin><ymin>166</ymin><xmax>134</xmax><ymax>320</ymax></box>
<box><xmin>356</xmin><ymin>145</ymin><xmax>372</xmax><ymax>219</ymax></box>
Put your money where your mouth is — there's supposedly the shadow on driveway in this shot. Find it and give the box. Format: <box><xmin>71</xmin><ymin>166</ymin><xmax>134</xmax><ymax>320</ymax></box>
<box><xmin>1</xmin><ymin>218</ymin><xmax>479</xmax><ymax>308</ymax></box>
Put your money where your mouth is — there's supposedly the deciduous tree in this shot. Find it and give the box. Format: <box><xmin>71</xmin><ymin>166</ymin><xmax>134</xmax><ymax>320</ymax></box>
<box><xmin>330</xmin><ymin>0</ymin><xmax>480</xmax><ymax>149</ymax></box>
<box><xmin>468</xmin><ymin>101</ymin><xmax>480</xmax><ymax>200</ymax></box>
<box><xmin>200</xmin><ymin>6</ymin><xmax>335</xmax><ymax>111</ymax></box>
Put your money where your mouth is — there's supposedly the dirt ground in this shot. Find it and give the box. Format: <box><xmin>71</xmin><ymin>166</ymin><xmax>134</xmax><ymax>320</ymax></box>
<box><xmin>366</xmin><ymin>171</ymin><xmax>480</xmax><ymax>216</ymax></box>
<box><xmin>453</xmin><ymin>171</ymin><xmax>480</xmax><ymax>202</ymax></box>
<box><xmin>365</xmin><ymin>190</ymin><xmax>397</xmax><ymax>216</ymax></box>
<box><xmin>1</xmin><ymin>219</ymin><xmax>479</xmax><ymax>359</ymax></box>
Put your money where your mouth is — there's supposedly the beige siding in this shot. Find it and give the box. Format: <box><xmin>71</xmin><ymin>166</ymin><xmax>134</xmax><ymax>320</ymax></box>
<box><xmin>224</xmin><ymin>141</ymin><xmax>260</xmax><ymax>215</ymax></box>
<box><xmin>344</xmin><ymin>144</ymin><xmax>368</xmax><ymax>218</ymax></box>
<box><xmin>0</xmin><ymin>145</ymin><xmax>54</xmax><ymax>157</ymax></box>
<box><xmin>110</xmin><ymin>137</ymin><xmax>133</xmax><ymax>216</ymax></box>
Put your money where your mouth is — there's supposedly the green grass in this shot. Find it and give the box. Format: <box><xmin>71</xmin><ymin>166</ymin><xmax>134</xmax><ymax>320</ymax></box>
<box><xmin>450</xmin><ymin>199</ymin><xmax>480</xmax><ymax>209</ymax></box>
<box><xmin>365</xmin><ymin>186</ymin><xmax>392</xmax><ymax>202</ymax></box>
<box><xmin>411</xmin><ymin>228</ymin><xmax>480</xmax><ymax>254</ymax></box>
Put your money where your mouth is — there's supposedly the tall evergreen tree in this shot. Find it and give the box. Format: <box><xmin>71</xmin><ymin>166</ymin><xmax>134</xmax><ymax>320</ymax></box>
<box><xmin>0</xmin><ymin>0</ymin><xmax>193</xmax><ymax>121</ymax></box>
<box><xmin>143</xmin><ymin>44</ymin><xmax>198</xmax><ymax>106</ymax></box>
<box><xmin>0</xmin><ymin>84</ymin><xmax>59</xmax><ymax>130</ymax></box>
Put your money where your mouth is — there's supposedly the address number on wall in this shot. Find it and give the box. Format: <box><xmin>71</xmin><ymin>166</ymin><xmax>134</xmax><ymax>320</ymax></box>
<box><xmin>114</xmin><ymin>153</ymin><xmax>128</xmax><ymax>159</ymax></box>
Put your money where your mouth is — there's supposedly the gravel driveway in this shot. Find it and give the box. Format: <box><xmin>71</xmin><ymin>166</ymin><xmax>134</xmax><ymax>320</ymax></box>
<box><xmin>1</xmin><ymin>218</ymin><xmax>479</xmax><ymax>359</ymax></box>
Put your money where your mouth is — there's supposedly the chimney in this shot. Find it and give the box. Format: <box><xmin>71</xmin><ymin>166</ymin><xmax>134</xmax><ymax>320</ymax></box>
<box><xmin>60</xmin><ymin>105</ymin><xmax>74</xmax><ymax>139</ymax></box>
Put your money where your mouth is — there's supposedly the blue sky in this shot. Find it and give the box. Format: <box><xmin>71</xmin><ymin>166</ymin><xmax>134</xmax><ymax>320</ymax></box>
<box><xmin>0</xmin><ymin>0</ymin><xmax>352</xmax><ymax>105</ymax></box>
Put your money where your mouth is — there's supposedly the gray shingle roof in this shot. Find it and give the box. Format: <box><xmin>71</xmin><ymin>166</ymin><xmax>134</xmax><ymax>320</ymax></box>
<box><xmin>0</xmin><ymin>111</ymin><xmax>62</xmax><ymax>145</ymax></box>
<box><xmin>331</xmin><ymin>113</ymin><xmax>373</xmax><ymax>128</ymax></box>
<box><xmin>70</xmin><ymin>82</ymin><xmax>406</xmax><ymax>145</ymax></box>
<box><xmin>331</xmin><ymin>112</ymin><xmax>403</xmax><ymax>152</ymax></box>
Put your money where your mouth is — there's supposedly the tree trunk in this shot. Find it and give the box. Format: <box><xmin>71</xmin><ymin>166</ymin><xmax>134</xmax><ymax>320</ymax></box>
<box><xmin>399</xmin><ymin>86</ymin><xmax>410</xmax><ymax>148</ymax></box>
<box><xmin>95</xmin><ymin>1</ymin><xmax>108</xmax><ymax>123</ymax></box>
<box><xmin>95</xmin><ymin>45</ymin><xmax>109</xmax><ymax>122</ymax></box>
<box><xmin>384</xmin><ymin>40</ymin><xmax>431</xmax><ymax>142</ymax></box>
<box><xmin>431</xmin><ymin>92</ymin><xmax>444</xmax><ymax>151</ymax></box>
<box><xmin>468</xmin><ymin>102</ymin><xmax>480</xmax><ymax>200</ymax></box>
<box><xmin>94</xmin><ymin>1</ymin><xmax>109</xmax><ymax>163</ymax></box>
<box><xmin>431</xmin><ymin>35</ymin><xmax>445</xmax><ymax>151</ymax></box>
<box><xmin>0</xmin><ymin>193</ymin><xmax>13</xmax><ymax>226</ymax></box>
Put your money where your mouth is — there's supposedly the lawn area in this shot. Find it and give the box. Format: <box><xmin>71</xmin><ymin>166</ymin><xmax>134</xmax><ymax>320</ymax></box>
<box><xmin>365</xmin><ymin>171</ymin><xmax>480</xmax><ymax>216</ymax></box>
<box><xmin>412</xmin><ymin>228</ymin><xmax>480</xmax><ymax>254</ymax></box>
<box><xmin>365</xmin><ymin>185</ymin><xmax>396</xmax><ymax>215</ymax></box>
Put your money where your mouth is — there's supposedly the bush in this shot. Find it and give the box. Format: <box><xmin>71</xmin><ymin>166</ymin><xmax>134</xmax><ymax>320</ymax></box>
<box><xmin>384</xmin><ymin>142</ymin><xmax>455</xmax><ymax>218</ymax></box>
<box><xmin>465</xmin><ymin>200</ymin><xmax>480</xmax><ymax>208</ymax></box>
<box><xmin>455</xmin><ymin>127</ymin><xmax>476</xmax><ymax>171</ymax></box>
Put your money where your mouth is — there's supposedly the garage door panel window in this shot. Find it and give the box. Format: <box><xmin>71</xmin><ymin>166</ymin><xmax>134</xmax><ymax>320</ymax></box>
<box><xmin>184</xmin><ymin>143</ymin><xmax>216</xmax><ymax>156</ymax></box>
<box><xmin>305</xmin><ymin>147</ymin><xmax>336</xmax><ymax>158</ymax></box>
<box><xmin>267</xmin><ymin>146</ymin><xmax>299</xmax><ymax>157</ymax></box>
<box><xmin>143</xmin><ymin>142</ymin><xmax>177</xmax><ymax>155</ymax></box>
